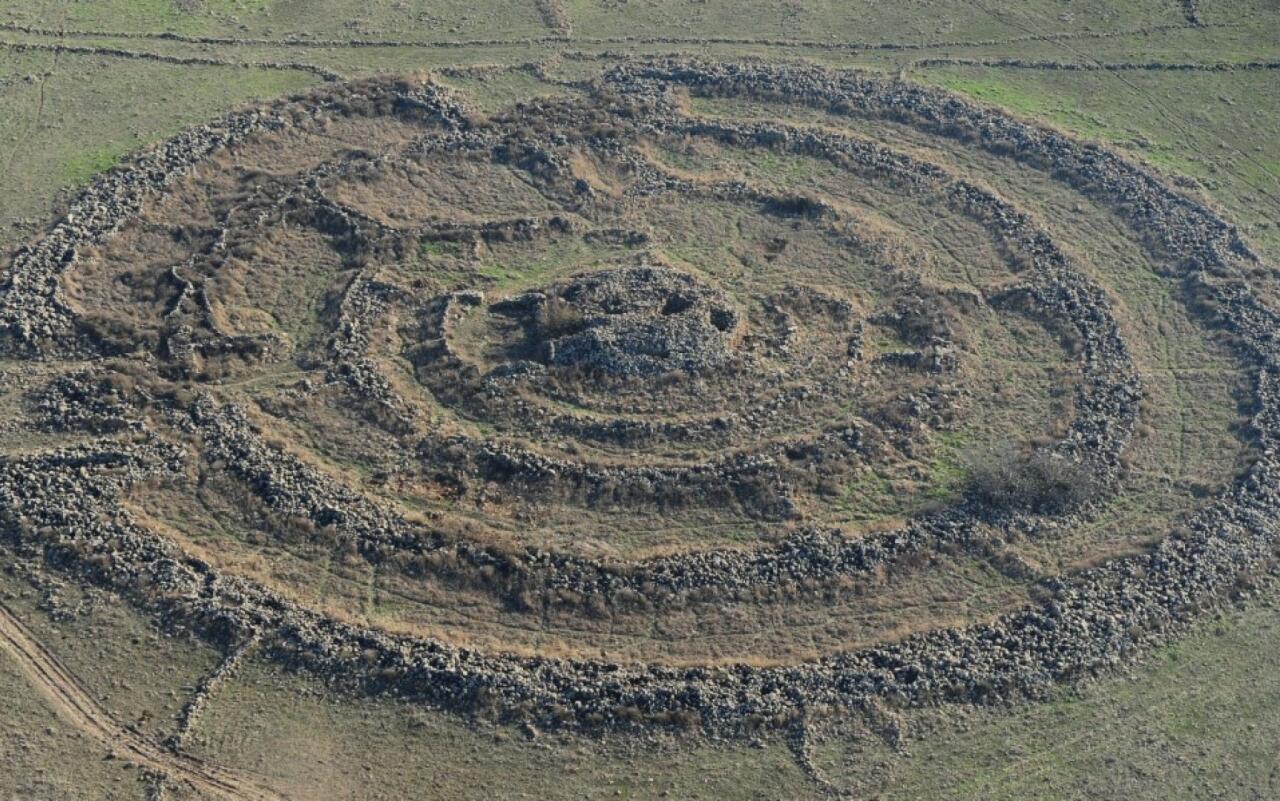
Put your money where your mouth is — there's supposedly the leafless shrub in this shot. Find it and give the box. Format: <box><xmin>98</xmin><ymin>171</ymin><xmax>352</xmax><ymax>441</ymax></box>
<box><xmin>77</xmin><ymin>313</ymin><xmax>157</xmax><ymax>355</ymax></box>
<box><xmin>537</xmin><ymin>296</ymin><xmax>585</xmax><ymax>338</ymax></box>
<box><xmin>763</xmin><ymin>194</ymin><xmax>828</xmax><ymax>218</ymax></box>
<box><xmin>966</xmin><ymin>447</ymin><xmax>1100</xmax><ymax>514</ymax></box>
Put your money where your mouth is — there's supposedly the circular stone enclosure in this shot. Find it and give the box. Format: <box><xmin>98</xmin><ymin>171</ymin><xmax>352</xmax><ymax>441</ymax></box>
<box><xmin>1</xmin><ymin>59</ymin><xmax>1277</xmax><ymax>733</ymax></box>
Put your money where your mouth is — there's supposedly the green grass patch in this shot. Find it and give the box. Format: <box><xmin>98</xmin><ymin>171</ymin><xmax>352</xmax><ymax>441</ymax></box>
<box><xmin>58</xmin><ymin>143</ymin><xmax>127</xmax><ymax>184</ymax></box>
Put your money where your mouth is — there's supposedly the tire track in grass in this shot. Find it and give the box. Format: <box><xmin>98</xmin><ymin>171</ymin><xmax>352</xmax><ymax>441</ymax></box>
<box><xmin>0</xmin><ymin>601</ymin><xmax>287</xmax><ymax>801</ymax></box>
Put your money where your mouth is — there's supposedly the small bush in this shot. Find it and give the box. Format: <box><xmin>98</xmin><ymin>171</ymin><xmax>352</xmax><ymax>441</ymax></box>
<box><xmin>763</xmin><ymin>194</ymin><xmax>829</xmax><ymax>218</ymax></box>
<box><xmin>537</xmin><ymin>296</ymin><xmax>585</xmax><ymax>338</ymax></box>
<box><xmin>966</xmin><ymin>448</ymin><xmax>1099</xmax><ymax>514</ymax></box>
<box><xmin>77</xmin><ymin>313</ymin><xmax>157</xmax><ymax>355</ymax></box>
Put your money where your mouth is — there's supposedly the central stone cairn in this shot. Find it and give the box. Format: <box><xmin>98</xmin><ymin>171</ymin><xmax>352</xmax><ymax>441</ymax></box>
<box><xmin>500</xmin><ymin>266</ymin><xmax>741</xmax><ymax>377</ymax></box>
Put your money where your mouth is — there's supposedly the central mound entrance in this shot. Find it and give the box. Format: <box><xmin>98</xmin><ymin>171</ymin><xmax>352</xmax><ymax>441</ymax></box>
<box><xmin>506</xmin><ymin>265</ymin><xmax>741</xmax><ymax>377</ymax></box>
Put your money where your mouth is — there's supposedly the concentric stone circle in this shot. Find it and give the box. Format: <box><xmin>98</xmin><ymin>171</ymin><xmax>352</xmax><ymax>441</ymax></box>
<box><xmin>1</xmin><ymin>58</ymin><xmax>1277</xmax><ymax>734</ymax></box>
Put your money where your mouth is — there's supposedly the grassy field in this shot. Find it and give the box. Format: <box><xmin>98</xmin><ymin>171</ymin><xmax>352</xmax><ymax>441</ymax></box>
<box><xmin>4</xmin><ymin>567</ymin><xmax>1278</xmax><ymax>800</ymax></box>
<box><xmin>2</xmin><ymin>1</ymin><xmax>1279</xmax><ymax>799</ymax></box>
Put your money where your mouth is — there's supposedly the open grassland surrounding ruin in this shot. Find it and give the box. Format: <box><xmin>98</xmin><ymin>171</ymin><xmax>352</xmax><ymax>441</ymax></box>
<box><xmin>5</xmin><ymin>568</ymin><xmax>1279</xmax><ymax>801</ymax></box>
<box><xmin>2</xmin><ymin>2</ymin><xmax>1279</xmax><ymax>799</ymax></box>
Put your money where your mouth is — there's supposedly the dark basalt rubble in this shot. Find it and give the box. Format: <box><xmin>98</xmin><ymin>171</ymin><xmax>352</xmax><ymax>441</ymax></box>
<box><xmin>1</xmin><ymin>60</ymin><xmax>1277</xmax><ymax>736</ymax></box>
<box><xmin>0</xmin><ymin>78</ymin><xmax>470</xmax><ymax>357</ymax></box>
<box><xmin>523</xmin><ymin>265</ymin><xmax>742</xmax><ymax>377</ymax></box>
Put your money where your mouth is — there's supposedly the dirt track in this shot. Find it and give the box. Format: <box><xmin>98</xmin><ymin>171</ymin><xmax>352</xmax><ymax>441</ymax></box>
<box><xmin>0</xmin><ymin>602</ymin><xmax>285</xmax><ymax>801</ymax></box>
